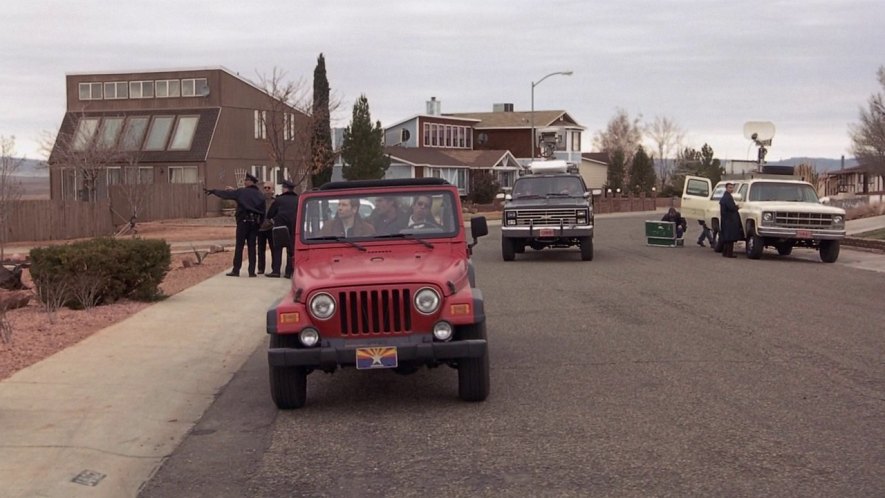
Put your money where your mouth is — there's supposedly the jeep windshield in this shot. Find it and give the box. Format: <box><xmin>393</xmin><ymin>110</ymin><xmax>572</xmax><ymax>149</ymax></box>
<box><xmin>511</xmin><ymin>177</ymin><xmax>584</xmax><ymax>198</ymax></box>
<box><xmin>301</xmin><ymin>189</ymin><xmax>459</xmax><ymax>243</ymax></box>
<box><xmin>748</xmin><ymin>182</ymin><xmax>820</xmax><ymax>203</ymax></box>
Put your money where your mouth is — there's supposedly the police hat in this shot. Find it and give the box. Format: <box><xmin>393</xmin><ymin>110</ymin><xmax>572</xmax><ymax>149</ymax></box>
<box><xmin>281</xmin><ymin>179</ymin><xmax>295</xmax><ymax>189</ymax></box>
<box><xmin>245</xmin><ymin>173</ymin><xmax>258</xmax><ymax>183</ymax></box>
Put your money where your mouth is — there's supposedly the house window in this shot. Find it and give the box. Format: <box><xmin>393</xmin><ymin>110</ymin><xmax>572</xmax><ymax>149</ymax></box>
<box><xmin>570</xmin><ymin>131</ymin><xmax>581</xmax><ymax>152</ymax></box>
<box><xmin>423</xmin><ymin>123</ymin><xmax>430</xmax><ymax>147</ymax></box>
<box><xmin>181</xmin><ymin>78</ymin><xmax>209</xmax><ymax>97</ymax></box>
<box><xmin>124</xmin><ymin>166</ymin><xmax>154</xmax><ymax>184</ymax></box>
<box><xmin>103</xmin><ymin>81</ymin><xmax>128</xmax><ymax>99</ymax></box>
<box><xmin>458</xmin><ymin>127</ymin><xmax>465</xmax><ymax>148</ymax></box>
<box><xmin>121</xmin><ymin>116</ymin><xmax>150</xmax><ymax>150</ymax></box>
<box><xmin>61</xmin><ymin>168</ymin><xmax>78</xmax><ymax>200</ymax></box>
<box><xmin>168</xmin><ymin>166</ymin><xmax>199</xmax><ymax>183</ymax></box>
<box><xmin>143</xmin><ymin>116</ymin><xmax>175</xmax><ymax>151</ymax></box>
<box><xmin>97</xmin><ymin>117</ymin><xmax>124</xmax><ymax>149</ymax></box>
<box><xmin>155</xmin><ymin>79</ymin><xmax>181</xmax><ymax>98</ymax></box>
<box><xmin>254</xmin><ymin>110</ymin><xmax>267</xmax><ymax>139</ymax></box>
<box><xmin>72</xmin><ymin>117</ymin><xmax>100</xmax><ymax>151</ymax></box>
<box><xmin>129</xmin><ymin>80</ymin><xmax>154</xmax><ymax>99</ymax></box>
<box><xmin>78</xmin><ymin>82</ymin><xmax>102</xmax><ymax>100</ymax></box>
<box><xmin>429</xmin><ymin>167</ymin><xmax>469</xmax><ymax>195</ymax></box>
<box><xmin>168</xmin><ymin>115</ymin><xmax>199</xmax><ymax>150</ymax></box>
<box><xmin>284</xmin><ymin>113</ymin><xmax>295</xmax><ymax>140</ymax></box>
<box><xmin>106</xmin><ymin>167</ymin><xmax>123</xmax><ymax>186</ymax></box>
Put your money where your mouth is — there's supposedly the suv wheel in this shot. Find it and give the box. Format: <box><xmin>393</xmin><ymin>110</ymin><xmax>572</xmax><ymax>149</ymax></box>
<box><xmin>819</xmin><ymin>240</ymin><xmax>840</xmax><ymax>263</ymax></box>
<box><xmin>745</xmin><ymin>225</ymin><xmax>764</xmax><ymax>259</ymax></box>
<box><xmin>457</xmin><ymin>322</ymin><xmax>490</xmax><ymax>402</ymax></box>
<box><xmin>579</xmin><ymin>237</ymin><xmax>593</xmax><ymax>261</ymax></box>
<box><xmin>501</xmin><ymin>237</ymin><xmax>515</xmax><ymax>261</ymax></box>
<box><xmin>269</xmin><ymin>334</ymin><xmax>307</xmax><ymax>409</ymax></box>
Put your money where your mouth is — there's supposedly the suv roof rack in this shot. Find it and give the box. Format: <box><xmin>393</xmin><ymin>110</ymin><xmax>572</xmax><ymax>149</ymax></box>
<box><xmin>318</xmin><ymin>178</ymin><xmax>450</xmax><ymax>191</ymax></box>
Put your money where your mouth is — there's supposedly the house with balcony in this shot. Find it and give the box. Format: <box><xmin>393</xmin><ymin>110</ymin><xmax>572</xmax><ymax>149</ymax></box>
<box><xmin>49</xmin><ymin>66</ymin><xmax>308</xmax><ymax>215</ymax></box>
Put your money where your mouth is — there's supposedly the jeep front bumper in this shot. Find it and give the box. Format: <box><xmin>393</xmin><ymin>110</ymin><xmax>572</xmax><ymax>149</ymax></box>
<box><xmin>268</xmin><ymin>338</ymin><xmax>487</xmax><ymax>369</ymax></box>
<box><xmin>757</xmin><ymin>227</ymin><xmax>845</xmax><ymax>239</ymax></box>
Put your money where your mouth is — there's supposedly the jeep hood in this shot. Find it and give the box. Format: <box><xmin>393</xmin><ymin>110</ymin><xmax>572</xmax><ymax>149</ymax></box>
<box><xmin>744</xmin><ymin>201</ymin><xmax>845</xmax><ymax>214</ymax></box>
<box><xmin>294</xmin><ymin>246</ymin><xmax>468</xmax><ymax>297</ymax></box>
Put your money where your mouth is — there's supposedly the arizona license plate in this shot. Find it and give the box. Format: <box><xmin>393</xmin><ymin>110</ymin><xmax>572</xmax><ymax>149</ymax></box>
<box><xmin>355</xmin><ymin>347</ymin><xmax>398</xmax><ymax>370</ymax></box>
<box><xmin>796</xmin><ymin>230</ymin><xmax>812</xmax><ymax>238</ymax></box>
<box><xmin>539</xmin><ymin>228</ymin><xmax>555</xmax><ymax>237</ymax></box>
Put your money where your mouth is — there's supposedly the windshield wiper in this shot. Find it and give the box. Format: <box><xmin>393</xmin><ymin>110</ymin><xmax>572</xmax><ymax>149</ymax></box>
<box><xmin>308</xmin><ymin>236</ymin><xmax>367</xmax><ymax>251</ymax></box>
<box><xmin>515</xmin><ymin>194</ymin><xmax>543</xmax><ymax>199</ymax></box>
<box><xmin>374</xmin><ymin>233</ymin><xmax>434</xmax><ymax>248</ymax></box>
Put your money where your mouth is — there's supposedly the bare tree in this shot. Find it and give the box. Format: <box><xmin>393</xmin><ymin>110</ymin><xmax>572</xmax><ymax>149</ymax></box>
<box><xmin>646</xmin><ymin>116</ymin><xmax>684</xmax><ymax>190</ymax></box>
<box><xmin>0</xmin><ymin>135</ymin><xmax>24</xmax><ymax>261</ymax></box>
<box><xmin>593</xmin><ymin>108</ymin><xmax>644</xmax><ymax>183</ymax></box>
<box><xmin>255</xmin><ymin>67</ymin><xmax>342</xmax><ymax>191</ymax></box>
<box><xmin>112</xmin><ymin>150</ymin><xmax>150</xmax><ymax>236</ymax></box>
<box><xmin>850</xmin><ymin>66</ymin><xmax>885</xmax><ymax>201</ymax></box>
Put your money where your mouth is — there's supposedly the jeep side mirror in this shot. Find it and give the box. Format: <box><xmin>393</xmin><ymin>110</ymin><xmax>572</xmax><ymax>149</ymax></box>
<box><xmin>468</xmin><ymin>216</ymin><xmax>488</xmax><ymax>254</ymax></box>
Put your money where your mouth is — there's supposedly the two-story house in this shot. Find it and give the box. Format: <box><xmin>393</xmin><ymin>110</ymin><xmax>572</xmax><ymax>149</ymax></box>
<box><xmin>49</xmin><ymin>66</ymin><xmax>308</xmax><ymax>215</ymax></box>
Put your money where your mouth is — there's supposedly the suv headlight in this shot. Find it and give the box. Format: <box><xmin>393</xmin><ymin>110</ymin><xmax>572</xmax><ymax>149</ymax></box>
<box><xmin>504</xmin><ymin>210</ymin><xmax>517</xmax><ymax>226</ymax></box>
<box><xmin>576</xmin><ymin>209</ymin><xmax>590</xmax><ymax>223</ymax></box>
<box><xmin>833</xmin><ymin>215</ymin><xmax>844</xmax><ymax>226</ymax></box>
<box><xmin>414</xmin><ymin>287</ymin><xmax>441</xmax><ymax>315</ymax></box>
<box><xmin>309</xmin><ymin>292</ymin><xmax>336</xmax><ymax>320</ymax></box>
<box><xmin>762</xmin><ymin>212</ymin><xmax>773</xmax><ymax>224</ymax></box>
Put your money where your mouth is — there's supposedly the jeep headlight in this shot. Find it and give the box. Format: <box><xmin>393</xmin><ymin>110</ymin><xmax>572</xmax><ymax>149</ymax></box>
<box><xmin>833</xmin><ymin>215</ymin><xmax>844</xmax><ymax>226</ymax></box>
<box><xmin>299</xmin><ymin>327</ymin><xmax>320</xmax><ymax>347</ymax></box>
<box><xmin>309</xmin><ymin>292</ymin><xmax>336</xmax><ymax>320</ymax></box>
<box><xmin>414</xmin><ymin>287</ymin><xmax>441</xmax><ymax>315</ymax></box>
<box><xmin>504</xmin><ymin>210</ymin><xmax>517</xmax><ymax>226</ymax></box>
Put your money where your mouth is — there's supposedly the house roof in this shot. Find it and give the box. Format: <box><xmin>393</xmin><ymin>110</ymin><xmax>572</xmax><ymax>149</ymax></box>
<box><xmin>582</xmin><ymin>152</ymin><xmax>609</xmax><ymax>165</ymax></box>
<box><xmin>823</xmin><ymin>164</ymin><xmax>868</xmax><ymax>176</ymax></box>
<box><xmin>385</xmin><ymin>146</ymin><xmax>517</xmax><ymax>168</ymax></box>
<box><xmin>50</xmin><ymin>108</ymin><xmax>221</xmax><ymax>164</ymax></box>
<box><xmin>444</xmin><ymin>110</ymin><xmax>584</xmax><ymax>130</ymax></box>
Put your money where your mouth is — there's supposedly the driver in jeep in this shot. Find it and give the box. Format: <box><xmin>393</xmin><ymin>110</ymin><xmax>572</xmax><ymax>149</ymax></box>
<box><xmin>320</xmin><ymin>197</ymin><xmax>375</xmax><ymax>237</ymax></box>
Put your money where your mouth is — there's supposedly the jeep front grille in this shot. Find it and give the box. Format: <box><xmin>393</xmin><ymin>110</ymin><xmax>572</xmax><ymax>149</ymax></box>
<box><xmin>338</xmin><ymin>288</ymin><xmax>412</xmax><ymax>335</ymax></box>
<box><xmin>773</xmin><ymin>212</ymin><xmax>836</xmax><ymax>229</ymax></box>
<box><xmin>512</xmin><ymin>209</ymin><xmax>583</xmax><ymax>226</ymax></box>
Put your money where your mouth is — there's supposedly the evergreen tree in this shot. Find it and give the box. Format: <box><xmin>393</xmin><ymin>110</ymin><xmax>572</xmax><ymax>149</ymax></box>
<box><xmin>341</xmin><ymin>95</ymin><xmax>389</xmax><ymax>180</ymax></box>
<box><xmin>628</xmin><ymin>145</ymin><xmax>656</xmax><ymax>194</ymax></box>
<box><xmin>310</xmin><ymin>54</ymin><xmax>334</xmax><ymax>187</ymax></box>
<box><xmin>699</xmin><ymin>143</ymin><xmax>723</xmax><ymax>185</ymax></box>
<box><xmin>606</xmin><ymin>148</ymin><xmax>626</xmax><ymax>193</ymax></box>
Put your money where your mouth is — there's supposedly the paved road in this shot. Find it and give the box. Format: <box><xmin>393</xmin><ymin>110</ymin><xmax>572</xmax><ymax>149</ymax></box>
<box><xmin>141</xmin><ymin>213</ymin><xmax>885</xmax><ymax>497</ymax></box>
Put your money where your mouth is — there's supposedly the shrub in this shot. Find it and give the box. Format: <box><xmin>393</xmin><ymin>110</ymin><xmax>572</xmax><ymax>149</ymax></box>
<box><xmin>29</xmin><ymin>238</ymin><xmax>171</xmax><ymax>308</ymax></box>
<box><xmin>468</xmin><ymin>170</ymin><xmax>500</xmax><ymax>204</ymax></box>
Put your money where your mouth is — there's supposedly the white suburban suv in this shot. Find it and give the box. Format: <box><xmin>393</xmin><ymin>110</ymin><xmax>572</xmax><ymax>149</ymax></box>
<box><xmin>681</xmin><ymin>173</ymin><xmax>846</xmax><ymax>262</ymax></box>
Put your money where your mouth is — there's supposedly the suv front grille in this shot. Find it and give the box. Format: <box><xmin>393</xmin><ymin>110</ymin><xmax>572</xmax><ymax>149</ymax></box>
<box><xmin>338</xmin><ymin>288</ymin><xmax>412</xmax><ymax>335</ymax></box>
<box><xmin>773</xmin><ymin>212</ymin><xmax>836</xmax><ymax>228</ymax></box>
<box><xmin>513</xmin><ymin>209</ymin><xmax>583</xmax><ymax>227</ymax></box>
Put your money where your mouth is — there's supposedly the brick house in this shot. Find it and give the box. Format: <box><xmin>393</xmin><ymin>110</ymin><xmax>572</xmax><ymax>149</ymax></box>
<box><xmin>49</xmin><ymin>66</ymin><xmax>309</xmax><ymax>215</ymax></box>
<box><xmin>822</xmin><ymin>164</ymin><xmax>884</xmax><ymax>198</ymax></box>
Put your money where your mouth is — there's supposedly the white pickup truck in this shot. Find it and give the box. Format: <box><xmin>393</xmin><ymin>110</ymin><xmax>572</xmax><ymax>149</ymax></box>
<box><xmin>681</xmin><ymin>174</ymin><xmax>846</xmax><ymax>262</ymax></box>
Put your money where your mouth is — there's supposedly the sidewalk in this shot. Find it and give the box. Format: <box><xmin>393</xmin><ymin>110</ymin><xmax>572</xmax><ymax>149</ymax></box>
<box><xmin>0</xmin><ymin>272</ymin><xmax>290</xmax><ymax>498</ymax></box>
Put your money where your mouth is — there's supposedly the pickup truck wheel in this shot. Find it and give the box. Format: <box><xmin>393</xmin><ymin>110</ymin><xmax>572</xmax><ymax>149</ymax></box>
<box><xmin>819</xmin><ymin>240</ymin><xmax>840</xmax><ymax>263</ymax></box>
<box><xmin>775</xmin><ymin>243</ymin><xmax>793</xmax><ymax>256</ymax></box>
<box><xmin>579</xmin><ymin>237</ymin><xmax>594</xmax><ymax>261</ymax></box>
<box><xmin>269</xmin><ymin>335</ymin><xmax>308</xmax><ymax>409</ymax></box>
<box><xmin>745</xmin><ymin>229</ymin><xmax>764</xmax><ymax>259</ymax></box>
<box><xmin>457</xmin><ymin>322</ymin><xmax>490</xmax><ymax>402</ymax></box>
<box><xmin>501</xmin><ymin>237</ymin><xmax>515</xmax><ymax>261</ymax></box>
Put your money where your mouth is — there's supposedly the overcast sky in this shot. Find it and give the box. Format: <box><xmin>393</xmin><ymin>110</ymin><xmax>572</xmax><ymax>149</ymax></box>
<box><xmin>2</xmin><ymin>0</ymin><xmax>882</xmax><ymax>163</ymax></box>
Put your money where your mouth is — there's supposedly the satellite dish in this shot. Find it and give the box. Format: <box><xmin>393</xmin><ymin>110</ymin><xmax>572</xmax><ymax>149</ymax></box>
<box><xmin>743</xmin><ymin>121</ymin><xmax>775</xmax><ymax>145</ymax></box>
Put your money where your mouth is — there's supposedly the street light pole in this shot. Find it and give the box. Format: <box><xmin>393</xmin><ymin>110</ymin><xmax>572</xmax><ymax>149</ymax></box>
<box><xmin>530</xmin><ymin>70</ymin><xmax>573</xmax><ymax>161</ymax></box>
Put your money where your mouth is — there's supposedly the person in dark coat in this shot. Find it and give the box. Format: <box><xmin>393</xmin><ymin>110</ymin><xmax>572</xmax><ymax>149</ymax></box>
<box><xmin>265</xmin><ymin>179</ymin><xmax>299</xmax><ymax>278</ymax></box>
<box><xmin>661</xmin><ymin>207</ymin><xmax>688</xmax><ymax>239</ymax></box>
<box><xmin>718</xmin><ymin>182</ymin><xmax>742</xmax><ymax>258</ymax></box>
<box><xmin>256</xmin><ymin>182</ymin><xmax>276</xmax><ymax>274</ymax></box>
<box><xmin>205</xmin><ymin>172</ymin><xmax>266</xmax><ymax>276</ymax></box>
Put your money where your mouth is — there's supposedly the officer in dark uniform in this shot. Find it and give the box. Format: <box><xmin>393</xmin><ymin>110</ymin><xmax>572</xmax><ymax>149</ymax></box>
<box><xmin>205</xmin><ymin>173</ymin><xmax>266</xmax><ymax>277</ymax></box>
<box><xmin>265</xmin><ymin>179</ymin><xmax>299</xmax><ymax>278</ymax></box>
<box><xmin>256</xmin><ymin>181</ymin><xmax>276</xmax><ymax>274</ymax></box>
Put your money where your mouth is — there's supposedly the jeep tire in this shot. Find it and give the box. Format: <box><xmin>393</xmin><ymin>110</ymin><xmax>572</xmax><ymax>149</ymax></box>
<box><xmin>579</xmin><ymin>237</ymin><xmax>594</xmax><ymax>261</ymax></box>
<box><xmin>819</xmin><ymin>240</ymin><xmax>840</xmax><ymax>263</ymax></box>
<box><xmin>457</xmin><ymin>322</ymin><xmax>490</xmax><ymax>402</ymax></box>
<box><xmin>269</xmin><ymin>334</ymin><xmax>307</xmax><ymax>409</ymax></box>
<box><xmin>501</xmin><ymin>237</ymin><xmax>515</xmax><ymax>261</ymax></box>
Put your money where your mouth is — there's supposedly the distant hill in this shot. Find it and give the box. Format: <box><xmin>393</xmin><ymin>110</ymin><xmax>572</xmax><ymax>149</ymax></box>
<box><xmin>767</xmin><ymin>157</ymin><xmax>858</xmax><ymax>172</ymax></box>
<box><xmin>14</xmin><ymin>158</ymin><xmax>48</xmax><ymax>177</ymax></box>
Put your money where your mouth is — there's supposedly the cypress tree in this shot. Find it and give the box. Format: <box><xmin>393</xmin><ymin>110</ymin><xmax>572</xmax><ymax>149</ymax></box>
<box><xmin>341</xmin><ymin>95</ymin><xmax>390</xmax><ymax>180</ymax></box>
<box><xmin>310</xmin><ymin>54</ymin><xmax>334</xmax><ymax>187</ymax></box>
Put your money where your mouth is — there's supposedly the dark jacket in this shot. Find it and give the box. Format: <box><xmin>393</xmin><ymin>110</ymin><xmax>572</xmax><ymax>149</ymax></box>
<box><xmin>209</xmin><ymin>185</ymin><xmax>266</xmax><ymax>220</ymax></box>
<box><xmin>661</xmin><ymin>210</ymin><xmax>687</xmax><ymax>230</ymax></box>
<box><xmin>719</xmin><ymin>191</ymin><xmax>742</xmax><ymax>242</ymax></box>
<box><xmin>267</xmin><ymin>191</ymin><xmax>299</xmax><ymax>232</ymax></box>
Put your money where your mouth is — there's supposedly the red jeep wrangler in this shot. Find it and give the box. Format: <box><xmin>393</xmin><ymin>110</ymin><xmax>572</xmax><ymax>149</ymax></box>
<box><xmin>266</xmin><ymin>178</ymin><xmax>490</xmax><ymax>409</ymax></box>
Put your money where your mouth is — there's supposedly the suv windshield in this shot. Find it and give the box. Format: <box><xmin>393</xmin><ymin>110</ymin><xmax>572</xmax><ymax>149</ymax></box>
<box><xmin>301</xmin><ymin>190</ymin><xmax>459</xmax><ymax>242</ymax></box>
<box><xmin>512</xmin><ymin>177</ymin><xmax>584</xmax><ymax>198</ymax></box>
<box><xmin>748</xmin><ymin>182</ymin><xmax>820</xmax><ymax>202</ymax></box>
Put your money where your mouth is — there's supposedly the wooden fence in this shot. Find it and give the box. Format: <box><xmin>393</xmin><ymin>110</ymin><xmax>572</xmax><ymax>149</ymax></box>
<box><xmin>1</xmin><ymin>184</ymin><xmax>204</xmax><ymax>243</ymax></box>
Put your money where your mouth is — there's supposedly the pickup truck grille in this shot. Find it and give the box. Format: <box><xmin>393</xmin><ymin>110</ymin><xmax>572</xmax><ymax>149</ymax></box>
<box><xmin>512</xmin><ymin>209</ymin><xmax>583</xmax><ymax>227</ymax></box>
<box><xmin>773</xmin><ymin>212</ymin><xmax>836</xmax><ymax>229</ymax></box>
<box><xmin>338</xmin><ymin>288</ymin><xmax>412</xmax><ymax>335</ymax></box>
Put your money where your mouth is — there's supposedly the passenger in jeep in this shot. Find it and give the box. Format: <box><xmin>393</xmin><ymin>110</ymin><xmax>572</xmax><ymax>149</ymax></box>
<box><xmin>406</xmin><ymin>195</ymin><xmax>442</xmax><ymax>229</ymax></box>
<box><xmin>320</xmin><ymin>197</ymin><xmax>375</xmax><ymax>237</ymax></box>
<box><xmin>370</xmin><ymin>195</ymin><xmax>408</xmax><ymax>235</ymax></box>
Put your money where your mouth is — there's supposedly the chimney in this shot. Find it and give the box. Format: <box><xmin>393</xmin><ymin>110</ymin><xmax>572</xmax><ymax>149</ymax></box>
<box><xmin>426</xmin><ymin>97</ymin><xmax>441</xmax><ymax>116</ymax></box>
<box><xmin>493</xmin><ymin>103</ymin><xmax>514</xmax><ymax>112</ymax></box>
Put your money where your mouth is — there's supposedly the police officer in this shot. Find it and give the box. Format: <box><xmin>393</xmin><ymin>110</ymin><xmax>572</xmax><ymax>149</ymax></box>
<box><xmin>205</xmin><ymin>173</ymin><xmax>266</xmax><ymax>277</ymax></box>
<box><xmin>256</xmin><ymin>181</ymin><xmax>276</xmax><ymax>274</ymax></box>
<box><xmin>265</xmin><ymin>179</ymin><xmax>299</xmax><ymax>278</ymax></box>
